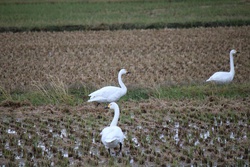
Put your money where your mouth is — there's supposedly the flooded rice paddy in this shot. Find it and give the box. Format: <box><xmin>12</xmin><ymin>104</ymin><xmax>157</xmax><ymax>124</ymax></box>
<box><xmin>0</xmin><ymin>97</ymin><xmax>249</xmax><ymax>166</ymax></box>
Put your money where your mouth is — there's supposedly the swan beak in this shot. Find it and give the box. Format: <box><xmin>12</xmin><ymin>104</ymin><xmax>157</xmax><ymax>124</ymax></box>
<box><xmin>127</xmin><ymin>71</ymin><xmax>131</xmax><ymax>74</ymax></box>
<box><xmin>235</xmin><ymin>51</ymin><xmax>240</xmax><ymax>57</ymax></box>
<box><xmin>104</xmin><ymin>103</ymin><xmax>111</xmax><ymax>109</ymax></box>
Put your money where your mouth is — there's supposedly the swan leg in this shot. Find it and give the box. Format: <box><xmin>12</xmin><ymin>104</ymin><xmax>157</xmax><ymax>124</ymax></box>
<box><xmin>118</xmin><ymin>143</ymin><xmax>122</xmax><ymax>154</ymax></box>
<box><xmin>108</xmin><ymin>148</ymin><xmax>111</xmax><ymax>155</ymax></box>
<box><xmin>95</xmin><ymin>102</ymin><xmax>100</xmax><ymax>107</ymax></box>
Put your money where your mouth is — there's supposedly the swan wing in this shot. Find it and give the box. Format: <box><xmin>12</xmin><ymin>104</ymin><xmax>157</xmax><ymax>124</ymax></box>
<box><xmin>207</xmin><ymin>72</ymin><xmax>233</xmax><ymax>83</ymax></box>
<box><xmin>88</xmin><ymin>86</ymin><xmax>124</xmax><ymax>102</ymax></box>
<box><xmin>101</xmin><ymin>126</ymin><xmax>125</xmax><ymax>146</ymax></box>
<box><xmin>89</xmin><ymin>86</ymin><xmax>120</xmax><ymax>97</ymax></box>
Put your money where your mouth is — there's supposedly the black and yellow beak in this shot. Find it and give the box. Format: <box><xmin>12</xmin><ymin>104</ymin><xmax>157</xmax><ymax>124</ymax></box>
<box><xmin>104</xmin><ymin>104</ymin><xmax>111</xmax><ymax>109</ymax></box>
<box><xmin>235</xmin><ymin>51</ymin><xmax>240</xmax><ymax>57</ymax></box>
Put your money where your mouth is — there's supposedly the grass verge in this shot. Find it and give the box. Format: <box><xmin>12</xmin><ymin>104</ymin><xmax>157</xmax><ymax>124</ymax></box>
<box><xmin>1</xmin><ymin>83</ymin><xmax>249</xmax><ymax>106</ymax></box>
<box><xmin>31</xmin><ymin>75</ymin><xmax>75</xmax><ymax>105</ymax></box>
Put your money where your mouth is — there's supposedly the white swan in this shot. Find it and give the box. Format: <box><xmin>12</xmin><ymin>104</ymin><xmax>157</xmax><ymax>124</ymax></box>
<box><xmin>206</xmin><ymin>49</ymin><xmax>239</xmax><ymax>84</ymax></box>
<box><xmin>88</xmin><ymin>69</ymin><xmax>130</xmax><ymax>105</ymax></box>
<box><xmin>100</xmin><ymin>102</ymin><xmax>125</xmax><ymax>155</ymax></box>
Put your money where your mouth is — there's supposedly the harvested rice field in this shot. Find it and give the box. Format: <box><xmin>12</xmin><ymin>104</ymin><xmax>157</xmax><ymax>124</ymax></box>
<box><xmin>0</xmin><ymin>98</ymin><xmax>249</xmax><ymax>166</ymax></box>
<box><xmin>0</xmin><ymin>26</ymin><xmax>250</xmax><ymax>166</ymax></box>
<box><xmin>1</xmin><ymin>26</ymin><xmax>250</xmax><ymax>90</ymax></box>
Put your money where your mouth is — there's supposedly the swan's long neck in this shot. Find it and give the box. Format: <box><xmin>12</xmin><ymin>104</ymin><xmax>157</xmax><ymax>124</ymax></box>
<box><xmin>229</xmin><ymin>52</ymin><xmax>235</xmax><ymax>75</ymax></box>
<box><xmin>110</xmin><ymin>105</ymin><xmax>120</xmax><ymax>126</ymax></box>
<box><xmin>118</xmin><ymin>72</ymin><xmax>127</xmax><ymax>90</ymax></box>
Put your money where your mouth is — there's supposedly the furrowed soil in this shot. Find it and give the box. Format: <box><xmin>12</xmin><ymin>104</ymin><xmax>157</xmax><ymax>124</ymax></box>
<box><xmin>0</xmin><ymin>26</ymin><xmax>250</xmax><ymax>166</ymax></box>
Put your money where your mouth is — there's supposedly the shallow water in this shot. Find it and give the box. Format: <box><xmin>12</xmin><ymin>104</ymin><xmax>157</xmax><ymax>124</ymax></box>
<box><xmin>0</xmin><ymin>103</ymin><xmax>249</xmax><ymax>166</ymax></box>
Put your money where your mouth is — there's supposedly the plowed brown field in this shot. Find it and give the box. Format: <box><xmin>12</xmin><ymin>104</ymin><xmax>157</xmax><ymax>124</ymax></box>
<box><xmin>1</xmin><ymin>26</ymin><xmax>250</xmax><ymax>91</ymax></box>
<box><xmin>0</xmin><ymin>26</ymin><xmax>250</xmax><ymax>166</ymax></box>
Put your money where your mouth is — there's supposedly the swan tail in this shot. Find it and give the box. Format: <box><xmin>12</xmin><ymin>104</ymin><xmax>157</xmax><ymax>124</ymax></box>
<box><xmin>87</xmin><ymin>96</ymin><xmax>107</xmax><ymax>102</ymax></box>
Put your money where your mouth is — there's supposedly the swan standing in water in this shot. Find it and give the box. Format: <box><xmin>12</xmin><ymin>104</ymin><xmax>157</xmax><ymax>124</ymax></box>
<box><xmin>206</xmin><ymin>49</ymin><xmax>239</xmax><ymax>84</ymax></box>
<box><xmin>88</xmin><ymin>69</ymin><xmax>130</xmax><ymax>105</ymax></box>
<box><xmin>100</xmin><ymin>102</ymin><xmax>125</xmax><ymax>155</ymax></box>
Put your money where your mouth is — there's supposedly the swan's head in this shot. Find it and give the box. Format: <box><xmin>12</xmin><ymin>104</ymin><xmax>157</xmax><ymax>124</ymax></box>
<box><xmin>105</xmin><ymin>102</ymin><xmax>119</xmax><ymax>110</ymax></box>
<box><xmin>230</xmin><ymin>49</ymin><xmax>239</xmax><ymax>55</ymax></box>
<box><xmin>119</xmin><ymin>69</ymin><xmax>130</xmax><ymax>75</ymax></box>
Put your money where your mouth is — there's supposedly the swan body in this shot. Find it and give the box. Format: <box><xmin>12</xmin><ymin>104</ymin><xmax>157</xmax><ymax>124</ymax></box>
<box><xmin>100</xmin><ymin>102</ymin><xmax>125</xmax><ymax>155</ymax></box>
<box><xmin>206</xmin><ymin>49</ymin><xmax>239</xmax><ymax>84</ymax></box>
<box><xmin>88</xmin><ymin>69</ymin><xmax>129</xmax><ymax>103</ymax></box>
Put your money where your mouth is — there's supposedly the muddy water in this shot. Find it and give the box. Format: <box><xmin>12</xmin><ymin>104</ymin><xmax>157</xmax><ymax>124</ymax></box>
<box><xmin>0</xmin><ymin>97</ymin><xmax>249</xmax><ymax>166</ymax></box>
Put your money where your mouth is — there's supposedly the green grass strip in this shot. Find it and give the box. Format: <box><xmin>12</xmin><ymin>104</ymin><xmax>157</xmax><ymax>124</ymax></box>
<box><xmin>1</xmin><ymin>83</ymin><xmax>249</xmax><ymax>106</ymax></box>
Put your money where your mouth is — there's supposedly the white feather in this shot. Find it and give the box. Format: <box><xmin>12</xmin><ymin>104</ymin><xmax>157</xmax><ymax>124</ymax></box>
<box><xmin>100</xmin><ymin>102</ymin><xmax>125</xmax><ymax>153</ymax></box>
<box><xmin>101</xmin><ymin>126</ymin><xmax>125</xmax><ymax>149</ymax></box>
<box><xmin>206</xmin><ymin>49</ymin><xmax>238</xmax><ymax>84</ymax></box>
<box><xmin>88</xmin><ymin>69</ymin><xmax>129</xmax><ymax>103</ymax></box>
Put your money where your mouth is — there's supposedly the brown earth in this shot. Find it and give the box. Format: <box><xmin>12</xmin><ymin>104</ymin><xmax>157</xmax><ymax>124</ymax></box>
<box><xmin>0</xmin><ymin>97</ymin><xmax>249</xmax><ymax>166</ymax></box>
<box><xmin>0</xmin><ymin>26</ymin><xmax>250</xmax><ymax>91</ymax></box>
<box><xmin>0</xmin><ymin>27</ymin><xmax>250</xmax><ymax>166</ymax></box>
